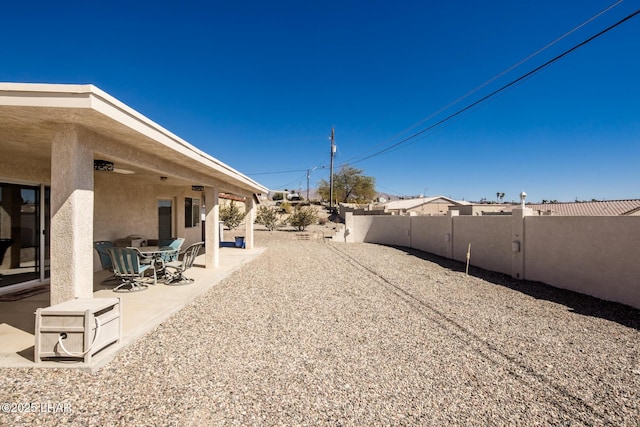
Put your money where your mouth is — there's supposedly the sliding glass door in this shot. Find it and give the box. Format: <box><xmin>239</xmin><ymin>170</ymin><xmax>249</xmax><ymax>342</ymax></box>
<box><xmin>0</xmin><ymin>182</ymin><xmax>50</xmax><ymax>288</ymax></box>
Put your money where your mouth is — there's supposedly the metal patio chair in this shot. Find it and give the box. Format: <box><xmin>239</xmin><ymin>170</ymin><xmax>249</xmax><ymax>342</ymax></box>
<box><xmin>164</xmin><ymin>242</ymin><xmax>204</xmax><ymax>285</ymax></box>
<box><xmin>93</xmin><ymin>240</ymin><xmax>121</xmax><ymax>286</ymax></box>
<box><xmin>158</xmin><ymin>237</ymin><xmax>185</xmax><ymax>263</ymax></box>
<box><xmin>106</xmin><ymin>247</ymin><xmax>155</xmax><ymax>292</ymax></box>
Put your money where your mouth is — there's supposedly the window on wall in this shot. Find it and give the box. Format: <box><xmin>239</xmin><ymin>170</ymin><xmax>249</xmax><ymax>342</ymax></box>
<box><xmin>185</xmin><ymin>198</ymin><xmax>201</xmax><ymax>228</ymax></box>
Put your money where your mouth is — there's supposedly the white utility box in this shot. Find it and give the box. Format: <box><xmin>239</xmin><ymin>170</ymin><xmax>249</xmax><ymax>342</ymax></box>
<box><xmin>34</xmin><ymin>298</ymin><xmax>121</xmax><ymax>363</ymax></box>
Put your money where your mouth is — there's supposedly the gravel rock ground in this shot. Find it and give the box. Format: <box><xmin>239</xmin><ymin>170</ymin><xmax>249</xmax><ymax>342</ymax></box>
<box><xmin>1</xmin><ymin>225</ymin><xmax>639</xmax><ymax>426</ymax></box>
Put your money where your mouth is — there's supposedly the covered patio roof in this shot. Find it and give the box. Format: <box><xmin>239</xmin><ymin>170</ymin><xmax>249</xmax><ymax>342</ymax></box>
<box><xmin>0</xmin><ymin>83</ymin><xmax>267</xmax><ymax>195</ymax></box>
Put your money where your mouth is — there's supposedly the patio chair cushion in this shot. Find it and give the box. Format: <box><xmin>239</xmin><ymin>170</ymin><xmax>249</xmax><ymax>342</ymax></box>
<box><xmin>159</xmin><ymin>238</ymin><xmax>185</xmax><ymax>262</ymax></box>
<box><xmin>93</xmin><ymin>240</ymin><xmax>114</xmax><ymax>270</ymax></box>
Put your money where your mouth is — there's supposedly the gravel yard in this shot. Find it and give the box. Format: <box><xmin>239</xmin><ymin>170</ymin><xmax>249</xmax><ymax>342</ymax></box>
<box><xmin>1</xmin><ymin>225</ymin><xmax>639</xmax><ymax>426</ymax></box>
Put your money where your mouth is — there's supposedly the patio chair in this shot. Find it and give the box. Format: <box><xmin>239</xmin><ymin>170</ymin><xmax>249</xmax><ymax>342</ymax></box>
<box><xmin>164</xmin><ymin>242</ymin><xmax>204</xmax><ymax>285</ymax></box>
<box><xmin>106</xmin><ymin>247</ymin><xmax>155</xmax><ymax>292</ymax></box>
<box><xmin>158</xmin><ymin>238</ymin><xmax>185</xmax><ymax>263</ymax></box>
<box><xmin>93</xmin><ymin>240</ymin><xmax>120</xmax><ymax>286</ymax></box>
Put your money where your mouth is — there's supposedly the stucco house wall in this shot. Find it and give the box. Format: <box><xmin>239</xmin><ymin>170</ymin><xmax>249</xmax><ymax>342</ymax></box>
<box><xmin>94</xmin><ymin>173</ymin><xmax>156</xmax><ymax>242</ymax></box>
<box><xmin>0</xmin><ymin>159</ymin><xmax>50</xmax><ymax>185</ymax></box>
<box><xmin>92</xmin><ymin>173</ymin><xmax>205</xmax><ymax>271</ymax></box>
<box><xmin>406</xmin><ymin>201</ymin><xmax>451</xmax><ymax>216</ymax></box>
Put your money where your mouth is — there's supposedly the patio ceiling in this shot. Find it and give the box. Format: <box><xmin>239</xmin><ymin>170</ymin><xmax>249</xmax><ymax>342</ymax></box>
<box><xmin>0</xmin><ymin>83</ymin><xmax>268</xmax><ymax>194</ymax></box>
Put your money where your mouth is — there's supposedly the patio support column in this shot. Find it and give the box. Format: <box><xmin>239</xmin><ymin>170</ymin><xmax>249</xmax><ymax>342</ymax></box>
<box><xmin>205</xmin><ymin>186</ymin><xmax>219</xmax><ymax>268</ymax></box>
<box><xmin>244</xmin><ymin>195</ymin><xmax>255</xmax><ymax>249</ymax></box>
<box><xmin>50</xmin><ymin>125</ymin><xmax>94</xmax><ymax>305</ymax></box>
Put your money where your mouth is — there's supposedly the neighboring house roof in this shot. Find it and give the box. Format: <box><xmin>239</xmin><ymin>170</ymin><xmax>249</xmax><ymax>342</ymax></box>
<box><xmin>384</xmin><ymin>196</ymin><xmax>469</xmax><ymax>211</ymax></box>
<box><xmin>515</xmin><ymin>200</ymin><xmax>640</xmax><ymax>216</ymax></box>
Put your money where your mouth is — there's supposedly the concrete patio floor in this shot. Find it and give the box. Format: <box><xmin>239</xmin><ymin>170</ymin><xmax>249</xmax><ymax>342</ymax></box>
<box><xmin>0</xmin><ymin>245</ymin><xmax>265</xmax><ymax>370</ymax></box>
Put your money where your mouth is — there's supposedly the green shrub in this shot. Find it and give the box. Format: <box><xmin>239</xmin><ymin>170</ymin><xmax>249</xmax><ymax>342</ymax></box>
<box><xmin>220</xmin><ymin>200</ymin><xmax>245</xmax><ymax>230</ymax></box>
<box><xmin>255</xmin><ymin>205</ymin><xmax>280</xmax><ymax>231</ymax></box>
<box><xmin>287</xmin><ymin>206</ymin><xmax>318</xmax><ymax>231</ymax></box>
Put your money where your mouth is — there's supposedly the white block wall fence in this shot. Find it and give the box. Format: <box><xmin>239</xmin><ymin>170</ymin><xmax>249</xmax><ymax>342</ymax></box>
<box><xmin>335</xmin><ymin>209</ymin><xmax>640</xmax><ymax>309</ymax></box>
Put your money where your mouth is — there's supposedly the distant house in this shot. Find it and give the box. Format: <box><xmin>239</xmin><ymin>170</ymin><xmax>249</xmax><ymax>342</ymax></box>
<box><xmin>512</xmin><ymin>200</ymin><xmax>640</xmax><ymax>216</ymax></box>
<box><xmin>384</xmin><ymin>196</ymin><xmax>469</xmax><ymax>216</ymax></box>
<box><xmin>448</xmin><ymin>204</ymin><xmax>512</xmax><ymax>216</ymax></box>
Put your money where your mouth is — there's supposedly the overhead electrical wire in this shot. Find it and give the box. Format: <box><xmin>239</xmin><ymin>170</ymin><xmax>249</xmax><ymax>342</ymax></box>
<box><xmin>342</xmin><ymin>0</ymin><xmax>627</xmax><ymax>167</ymax></box>
<box><xmin>247</xmin><ymin>168</ymin><xmax>310</xmax><ymax>176</ymax></box>
<box><xmin>272</xmin><ymin>155</ymin><xmax>332</xmax><ymax>190</ymax></box>
<box><xmin>247</xmin><ymin>2</ymin><xmax>634</xmax><ymax>185</ymax></box>
<box><xmin>246</xmin><ymin>144</ymin><xmax>330</xmax><ymax>177</ymax></box>
<box><xmin>342</xmin><ymin>6</ymin><xmax>640</xmax><ymax>167</ymax></box>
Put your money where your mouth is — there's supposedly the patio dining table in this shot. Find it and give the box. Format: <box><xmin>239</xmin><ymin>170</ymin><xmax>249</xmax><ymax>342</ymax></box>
<box><xmin>137</xmin><ymin>246</ymin><xmax>178</xmax><ymax>281</ymax></box>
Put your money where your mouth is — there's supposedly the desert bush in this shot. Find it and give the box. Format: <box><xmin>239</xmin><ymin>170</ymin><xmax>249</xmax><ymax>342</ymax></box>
<box><xmin>279</xmin><ymin>201</ymin><xmax>292</xmax><ymax>214</ymax></box>
<box><xmin>255</xmin><ymin>205</ymin><xmax>280</xmax><ymax>231</ymax></box>
<box><xmin>220</xmin><ymin>200</ymin><xmax>245</xmax><ymax>230</ymax></box>
<box><xmin>287</xmin><ymin>206</ymin><xmax>318</xmax><ymax>231</ymax></box>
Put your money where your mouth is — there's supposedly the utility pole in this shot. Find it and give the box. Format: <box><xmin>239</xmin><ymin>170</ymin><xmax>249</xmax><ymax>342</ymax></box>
<box><xmin>307</xmin><ymin>166</ymin><xmax>318</xmax><ymax>202</ymax></box>
<box><xmin>329</xmin><ymin>127</ymin><xmax>336</xmax><ymax>213</ymax></box>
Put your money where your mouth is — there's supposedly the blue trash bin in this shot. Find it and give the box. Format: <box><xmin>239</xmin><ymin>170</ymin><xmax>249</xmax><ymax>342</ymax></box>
<box><xmin>234</xmin><ymin>236</ymin><xmax>245</xmax><ymax>248</ymax></box>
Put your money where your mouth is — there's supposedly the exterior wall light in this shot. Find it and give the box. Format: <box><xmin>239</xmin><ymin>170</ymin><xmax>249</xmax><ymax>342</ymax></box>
<box><xmin>520</xmin><ymin>191</ymin><xmax>527</xmax><ymax>208</ymax></box>
<box><xmin>93</xmin><ymin>160</ymin><xmax>114</xmax><ymax>171</ymax></box>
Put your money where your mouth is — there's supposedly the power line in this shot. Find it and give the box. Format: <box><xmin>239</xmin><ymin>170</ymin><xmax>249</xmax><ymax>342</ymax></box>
<box><xmin>246</xmin><ymin>3</ymin><xmax>634</xmax><ymax>186</ymax></box>
<box><xmin>271</xmin><ymin>155</ymin><xmax>331</xmax><ymax>190</ymax></box>
<box><xmin>246</xmin><ymin>168</ymin><xmax>310</xmax><ymax>176</ymax></box>
<box><xmin>246</xmin><ymin>160</ymin><xmax>330</xmax><ymax>178</ymax></box>
<box><xmin>398</xmin><ymin>0</ymin><xmax>625</xmax><ymax>137</ymax></box>
<box><xmin>343</xmin><ymin>7</ymin><xmax>640</xmax><ymax>167</ymax></box>
<box><xmin>342</xmin><ymin>0</ymin><xmax>627</xmax><ymax>166</ymax></box>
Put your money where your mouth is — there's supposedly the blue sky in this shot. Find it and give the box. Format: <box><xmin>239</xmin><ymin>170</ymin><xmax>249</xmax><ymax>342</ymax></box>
<box><xmin>2</xmin><ymin>1</ymin><xmax>639</xmax><ymax>203</ymax></box>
